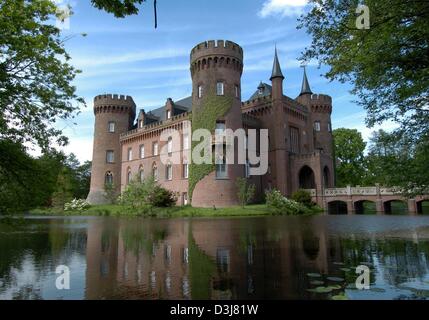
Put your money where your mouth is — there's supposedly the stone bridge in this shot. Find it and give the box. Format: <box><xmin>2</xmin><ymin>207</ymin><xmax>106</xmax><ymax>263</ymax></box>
<box><xmin>304</xmin><ymin>186</ymin><xmax>429</xmax><ymax>215</ymax></box>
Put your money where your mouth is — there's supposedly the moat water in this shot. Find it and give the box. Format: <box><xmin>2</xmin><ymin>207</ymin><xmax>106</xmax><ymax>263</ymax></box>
<box><xmin>1</xmin><ymin>215</ymin><xmax>429</xmax><ymax>300</ymax></box>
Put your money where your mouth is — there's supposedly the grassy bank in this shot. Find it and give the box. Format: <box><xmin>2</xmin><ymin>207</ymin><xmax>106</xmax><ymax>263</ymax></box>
<box><xmin>29</xmin><ymin>203</ymin><xmax>322</xmax><ymax>218</ymax></box>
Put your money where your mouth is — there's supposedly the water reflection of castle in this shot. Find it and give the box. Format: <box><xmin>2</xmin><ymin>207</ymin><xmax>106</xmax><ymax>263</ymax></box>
<box><xmin>84</xmin><ymin>218</ymin><xmax>344</xmax><ymax>300</ymax></box>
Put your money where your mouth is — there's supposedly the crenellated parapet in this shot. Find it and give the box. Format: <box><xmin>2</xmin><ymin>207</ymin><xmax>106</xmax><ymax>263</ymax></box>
<box><xmin>190</xmin><ymin>40</ymin><xmax>243</xmax><ymax>76</ymax></box>
<box><xmin>93</xmin><ymin>94</ymin><xmax>136</xmax><ymax>118</ymax></box>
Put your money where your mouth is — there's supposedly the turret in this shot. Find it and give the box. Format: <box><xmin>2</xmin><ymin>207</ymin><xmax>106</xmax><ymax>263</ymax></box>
<box><xmin>87</xmin><ymin>94</ymin><xmax>136</xmax><ymax>204</ymax></box>
<box><xmin>270</xmin><ymin>46</ymin><xmax>284</xmax><ymax>100</ymax></box>
<box><xmin>296</xmin><ymin>69</ymin><xmax>333</xmax><ymax>156</ymax></box>
<box><xmin>189</xmin><ymin>40</ymin><xmax>244</xmax><ymax>207</ymax></box>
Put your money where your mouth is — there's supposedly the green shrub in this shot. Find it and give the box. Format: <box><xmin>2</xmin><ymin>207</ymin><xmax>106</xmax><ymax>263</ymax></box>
<box><xmin>148</xmin><ymin>186</ymin><xmax>177</xmax><ymax>207</ymax></box>
<box><xmin>236</xmin><ymin>177</ymin><xmax>256</xmax><ymax>208</ymax></box>
<box><xmin>265</xmin><ymin>189</ymin><xmax>312</xmax><ymax>215</ymax></box>
<box><xmin>291</xmin><ymin>189</ymin><xmax>314</xmax><ymax>208</ymax></box>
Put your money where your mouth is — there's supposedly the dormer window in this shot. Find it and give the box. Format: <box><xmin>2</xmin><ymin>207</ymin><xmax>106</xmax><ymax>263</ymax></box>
<box><xmin>216</xmin><ymin>82</ymin><xmax>224</xmax><ymax>96</ymax></box>
<box><xmin>258</xmin><ymin>87</ymin><xmax>264</xmax><ymax>95</ymax></box>
<box><xmin>139</xmin><ymin>120</ymin><xmax>144</xmax><ymax>128</ymax></box>
<box><xmin>167</xmin><ymin>110</ymin><xmax>171</xmax><ymax>119</ymax></box>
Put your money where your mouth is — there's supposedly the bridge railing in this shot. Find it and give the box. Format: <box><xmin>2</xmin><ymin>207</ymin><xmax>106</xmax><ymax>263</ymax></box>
<box><xmin>303</xmin><ymin>186</ymin><xmax>403</xmax><ymax>197</ymax></box>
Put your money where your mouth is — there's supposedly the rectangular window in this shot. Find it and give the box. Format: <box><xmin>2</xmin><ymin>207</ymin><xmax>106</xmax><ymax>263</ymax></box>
<box><xmin>167</xmin><ymin>110</ymin><xmax>171</xmax><ymax>119</ymax></box>
<box><xmin>314</xmin><ymin>121</ymin><xmax>321</xmax><ymax>132</ymax></box>
<box><xmin>140</xmin><ymin>145</ymin><xmax>145</xmax><ymax>159</ymax></box>
<box><xmin>216</xmin><ymin>82</ymin><xmax>224</xmax><ymax>96</ymax></box>
<box><xmin>166</xmin><ymin>165</ymin><xmax>172</xmax><ymax>181</ymax></box>
<box><xmin>139</xmin><ymin>120</ymin><xmax>144</xmax><ymax>128</ymax></box>
<box><xmin>127</xmin><ymin>148</ymin><xmax>133</xmax><ymax>161</ymax></box>
<box><xmin>215</xmin><ymin>121</ymin><xmax>226</xmax><ymax>134</ymax></box>
<box><xmin>153</xmin><ymin>142</ymin><xmax>159</xmax><ymax>156</ymax></box>
<box><xmin>167</xmin><ymin>138</ymin><xmax>173</xmax><ymax>154</ymax></box>
<box><xmin>198</xmin><ymin>85</ymin><xmax>203</xmax><ymax>98</ymax></box>
<box><xmin>183</xmin><ymin>163</ymin><xmax>189</xmax><ymax>179</ymax></box>
<box><xmin>290</xmin><ymin>126</ymin><xmax>300</xmax><ymax>154</ymax></box>
<box><xmin>108</xmin><ymin>122</ymin><xmax>115</xmax><ymax>133</ymax></box>
<box><xmin>216</xmin><ymin>160</ymin><xmax>228</xmax><ymax>179</ymax></box>
<box><xmin>106</xmin><ymin>150</ymin><xmax>114</xmax><ymax>163</ymax></box>
<box><xmin>235</xmin><ymin>85</ymin><xmax>239</xmax><ymax>98</ymax></box>
<box><xmin>183</xmin><ymin>134</ymin><xmax>189</xmax><ymax>150</ymax></box>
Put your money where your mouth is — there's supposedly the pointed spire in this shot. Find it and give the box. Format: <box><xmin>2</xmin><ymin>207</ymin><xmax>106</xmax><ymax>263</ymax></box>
<box><xmin>299</xmin><ymin>65</ymin><xmax>312</xmax><ymax>96</ymax></box>
<box><xmin>270</xmin><ymin>46</ymin><xmax>284</xmax><ymax>81</ymax></box>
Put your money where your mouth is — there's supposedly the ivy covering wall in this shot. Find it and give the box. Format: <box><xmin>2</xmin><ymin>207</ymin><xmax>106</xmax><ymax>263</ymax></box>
<box><xmin>188</xmin><ymin>88</ymin><xmax>233</xmax><ymax>200</ymax></box>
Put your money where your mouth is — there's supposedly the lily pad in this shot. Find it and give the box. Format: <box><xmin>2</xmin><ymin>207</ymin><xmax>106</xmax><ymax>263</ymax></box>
<box><xmin>370</xmin><ymin>287</ymin><xmax>386</xmax><ymax>293</ymax></box>
<box><xmin>327</xmin><ymin>285</ymin><xmax>342</xmax><ymax>290</ymax></box>
<box><xmin>340</xmin><ymin>268</ymin><xmax>351</xmax><ymax>272</ymax></box>
<box><xmin>307</xmin><ymin>286</ymin><xmax>333</xmax><ymax>293</ymax></box>
<box><xmin>307</xmin><ymin>273</ymin><xmax>322</xmax><ymax>278</ymax></box>
<box><xmin>333</xmin><ymin>262</ymin><xmax>345</xmax><ymax>266</ymax></box>
<box><xmin>327</xmin><ymin>277</ymin><xmax>344</xmax><ymax>282</ymax></box>
<box><xmin>310</xmin><ymin>280</ymin><xmax>324</xmax><ymax>286</ymax></box>
<box><xmin>332</xmin><ymin>294</ymin><xmax>348</xmax><ymax>300</ymax></box>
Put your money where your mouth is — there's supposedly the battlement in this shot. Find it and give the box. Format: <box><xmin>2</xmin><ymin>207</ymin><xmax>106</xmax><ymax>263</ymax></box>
<box><xmin>94</xmin><ymin>94</ymin><xmax>136</xmax><ymax>106</ymax></box>
<box><xmin>93</xmin><ymin>94</ymin><xmax>136</xmax><ymax>116</ymax></box>
<box><xmin>190</xmin><ymin>40</ymin><xmax>243</xmax><ymax>65</ymax></box>
<box><xmin>309</xmin><ymin>94</ymin><xmax>332</xmax><ymax>104</ymax></box>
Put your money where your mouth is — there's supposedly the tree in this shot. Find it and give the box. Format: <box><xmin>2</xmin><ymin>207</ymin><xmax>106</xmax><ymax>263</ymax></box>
<box><xmin>333</xmin><ymin>128</ymin><xmax>366</xmax><ymax>186</ymax></box>
<box><xmin>236</xmin><ymin>177</ymin><xmax>256</xmax><ymax>208</ymax></box>
<box><xmin>0</xmin><ymin>0</ymin><xmax>84</xmax><ymax>150</ymax></box>
<box><xmin>299</xmin><ymin>0</ymin><xmax>429</xmax><ymax>138</ymax></box>
<box><xmin>365</xmin><ymin>130</ymin><xmax>429</xmax><ymax>195</ymax></box>
<box><xmin>91</xmin><ymin>0</ymin><xmax>158</xmax><ymax>27</ymax></box>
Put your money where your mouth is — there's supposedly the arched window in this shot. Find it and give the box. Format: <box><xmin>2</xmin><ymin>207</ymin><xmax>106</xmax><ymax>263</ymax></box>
<box><xmin>216</xmin><ymin>82</ymin><xmax>224</xmax><ymax>96</ymax></box>
<box><xmin>127</xmin><ymin>168</ymin><xmax>132</xmax><ymax>185</ymax></box>
<box><xmin>105</xmin><ymin>171</ymin><xmax>113</xmax><ymax>186</ymax></box>
<box><xmin>152</xmin><ymin>163</ymin><xmax>158</xmax><ymax>181</ymax></box>
<box><xmin>139</xmin><ymin>166</ymin><xmax>144</xmax><ymax>182</ymax></box>
<box><xmin>314</xmin><ymin>121</ymin><xmax>321</xmax><ymax>132</ymax></box>
<box><xmin>323</xmin><ymin>166</ymin><xmax>330</xmax><ymax>188</ymax></box>
<box><xmin>166</xmin><ymin>163</ymin><xmax>173</xmax><ymax>181</ymax></box>
<box><xmin>167</xmin><ymin>137</ymin><xmax>173</xmax><ymax>154</ymax></box>
<box><xmin>299</xmin><ymin>165</ymin><xmax>316</xmax><ymax>189</ymax></box>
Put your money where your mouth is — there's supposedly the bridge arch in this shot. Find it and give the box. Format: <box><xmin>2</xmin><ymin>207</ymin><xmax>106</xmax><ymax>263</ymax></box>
<box><xmin>417</xmin><ymin>200</ymin><xmax>429</xmax><ymax>215</ymax></box>
<box><xmin>328</xmin><ymin>200</ymin><xmax>348</xmax><ymax>215</ymax></box>
<box><xmin>383</xmin><ymin>199</ymin><xmax>407</xmax><ymax>215</ymax></box>
<box><xmin>354</xmin><ymin>200</ymin><xmax>376</xmax><ymax>215</ymax></box>
<box><xmin>299</xmin><ymin>165</ymin><xmax>316</xmax><ymax>189</ymax></box>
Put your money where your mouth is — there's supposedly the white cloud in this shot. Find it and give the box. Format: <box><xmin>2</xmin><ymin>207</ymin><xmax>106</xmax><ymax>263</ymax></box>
<box><xmin>259</xmin><ymin>0</ymin><xmax>308</xmax><ymax>18</ymax></box>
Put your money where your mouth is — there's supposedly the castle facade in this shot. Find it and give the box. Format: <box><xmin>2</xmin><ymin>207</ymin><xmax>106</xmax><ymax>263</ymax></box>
<box><xmin>87</xmin><ymin>40</ymin><xmax>335</xmax><ymax>208</ymax></box>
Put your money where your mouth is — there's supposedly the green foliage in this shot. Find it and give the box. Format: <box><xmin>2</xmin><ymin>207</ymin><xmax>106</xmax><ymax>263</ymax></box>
<box><xmin>265</xmin><ymin>189</ymin><xmax>314</xmax><ymax>215</ymax></box>
<box><xmin>91</xmin><ymin>0</ymin><xmax>146</xmax><ymax>18</ymax></box>
<box><xmin>299</xmin><ymin>0</ymin><xmax>429</xmax><ymax>138</ymax></box>
<box><xmin>236</xmin><ymin>177</ymin><xmax>256</xmax><ymax>208</ymax></box>
<box><xmin>189</xmin><ymin>86</ymin><xmax>234</xmax><ymax>200</ymax></box>
<box><xmin>333</xmin><ymin>128</ymin><xmax>366</xmax><ymax>187</ymax></box>
<box><xmin>104</xmin><ymin>182</ymin><xmax>117</xmax><ymax>205</ymax></box>
<box><xmin>0</xmin><ymin>140</ymin><xmax>62</xmax><ymax>214</ymax></box>
<box><xmin>51</xmin><ymin>167</ymin><xmax>74</xmax><ymax>210</ymax></box>
<box><xmin>291</xmin><ymin>189</ymin><xmax>313</xmax><ymax>208</ymax></box>
<box><xmin>365</xmin><ymin>130</ymin><xmax>429</xmax><ymax>195</ymax></box>
<box><xmin>0</xmin><ymin>0</ymin><xmax>84</xmax><ymax>150</ymax></box>
<box><xmin>148</xmin><ymin>185</ymin><xmax>177</xmax><ymax>207</ymax></box>
<box><xmin>119</xmin><ymin>175</ymin><xmax>177</xmax><ymax>214</ymax></box>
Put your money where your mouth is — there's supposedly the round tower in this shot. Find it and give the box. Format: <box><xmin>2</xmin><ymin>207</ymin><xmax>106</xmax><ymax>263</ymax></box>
<box><xmin>189</xmin><ymin>40</ymin><xmax>244</xmax><ymax>207</ymax></box>
<box><xmin>87</xmin><ymin>94</ymin><xmax>136</xmax><ymax>205</ymax></box>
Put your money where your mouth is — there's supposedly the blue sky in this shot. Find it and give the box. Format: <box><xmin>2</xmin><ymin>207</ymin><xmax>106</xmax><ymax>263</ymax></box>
<box><xmin>54</xmin><ymin>0</ymin><xmax>392</xmax><ymax>163</ymax></box>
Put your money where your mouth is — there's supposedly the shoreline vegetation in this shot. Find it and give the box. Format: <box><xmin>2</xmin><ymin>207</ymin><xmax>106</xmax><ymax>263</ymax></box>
<box><xmin>28</xmin><ymin>204</ymin><xmax>324</xmax><ymax>218</ymax></box>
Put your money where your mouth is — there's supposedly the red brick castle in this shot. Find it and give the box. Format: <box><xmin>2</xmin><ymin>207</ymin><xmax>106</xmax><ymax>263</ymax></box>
<box><xmin>87</xmin><ymin>40</ymin><xmax>335</xmax><ymax>207</ymax></box>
